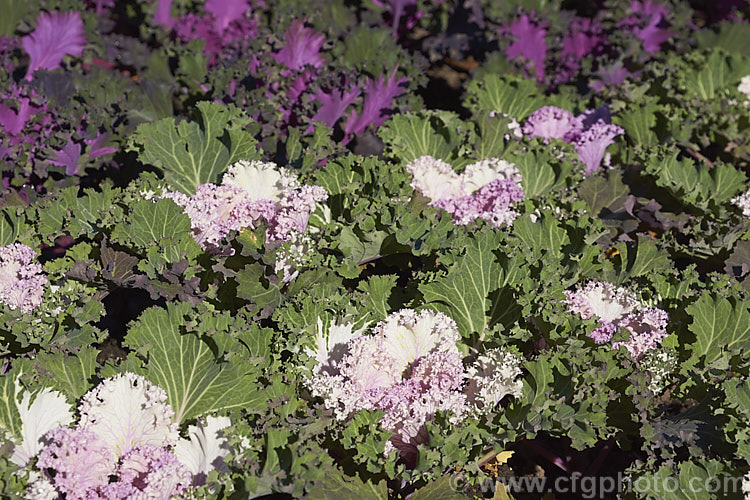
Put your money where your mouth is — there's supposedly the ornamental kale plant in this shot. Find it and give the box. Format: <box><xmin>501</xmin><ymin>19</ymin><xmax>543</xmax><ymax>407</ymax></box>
<box><xmin>0</xmin><ymin>1</ymin><xmax>750</xmax><ymax>499</ymax></box>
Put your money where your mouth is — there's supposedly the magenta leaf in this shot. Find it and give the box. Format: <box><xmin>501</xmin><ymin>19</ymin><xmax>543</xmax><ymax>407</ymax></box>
<box><xmin>49</xmin><ymin>138</ymin><xmax>83</xmax><ymax>176</ymax></box>
<box><xmin>0</xmin><ymin>98</ymin><xmax>32</xmax><ymax>135</ymax></box>
<box><xmin>22</xmin><ymin>11</ymin><xmax>87</xmax><ymax>81</ymax></box>
<box><xmin>627</xmin><ymin>1</ymin><xmax>675</xmax><ymax>54</ymax></box>
<box><xmin>574</xmin><ymin>123</ymin><xmax>624</xmax><ymax>175</ymax></box>
<box><xmin>313</xmin><ymin>86</ymin><xmax>360</xmax><ymax>128</ymax></box>
<box><xmin>505</xmin><ymin>15</ymin><xmax>547</xmax><ymax>82</ymax></box>
<box><xmin>86</xmin><ymin>133</ymin><xmax>117</xmax><ymax>158</ymax></box>
<box><xmin>384</xmin><ymin>0</ymin><xmax>418</xmax><ymax>37</ymax></box>
<box><xmin>636</xmin><ymin>16</ymin><xmax>674</xmax><ymax>54</ymax></box>
<box><xmin>344</xmin><ymin>68</ymin><xmax>407</xmax><ymax>141</ymax></box>
<box><xmin>562</xmin><ymin>18</ymin><xmax>604</xmax><ymax>59</ymax></box>
<box><xmin>205</xmin><ymin>0</ymin><xmax>249</xmax><ymax>32</ymax></box>
<box><xmin>273</xmin><ymin>20</ymin><xmax>325</xmax><ymax>71</ymax></box>
<box><xmin>590</xmin><ymin>62</ymin><xmax>632</xmax><ymax>92</ymax></box>
<box><xmin>154</xmin><ymin>0</ymin><xmax>174</xmax><ymax>28</ymax></box>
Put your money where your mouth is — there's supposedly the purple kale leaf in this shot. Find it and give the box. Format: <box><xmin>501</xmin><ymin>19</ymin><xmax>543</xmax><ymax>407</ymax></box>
<box><xmin>22</xmin><ymin>11</ymin><xmax>87</xmax><ymax>81</ymax></box>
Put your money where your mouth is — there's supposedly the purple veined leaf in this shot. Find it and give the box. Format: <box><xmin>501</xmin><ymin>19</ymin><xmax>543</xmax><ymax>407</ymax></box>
<box><xmin>22</xmin><ymin>11</ymin><xmax>87</xmax><ymax>81</ymax></box>
<box><xmin>373</xmin><ymin>0</ymin><xmax>428</xmax><ymax>37</ymax></box>
<box><xmin>0</xmin><ymin>98</ymin><xmax>32</xmax><ymax>135</ymax></box>
<box><xmin>553</xmin><ymin>18</ymin><xmax>605</xmax><ymax>86</ymax></box>
<box><xmin>49</xmin><ymin>137</ymin><xmax>83</xmax><ymax>176</ymax></box>
<box><xmin>505</xmin><ymin>14</ymin><xmax>547</xmax><ymax>82</ymax></box>
<box><xmin>574</xmin><ymin>123</ymin><xmax>624</xmax><ymax>175</ymax></box>
<box><xmin>312</xmin><ymin>85</ymin><xmax>361</xmax><ymax>128</ymax></box>
<box><xmin>387</xmin><ymin>0</ymin><xmax>417</xmax><ymax>37</ymax></box>
<box><xmin>154</xmin><ymin>0</ymin><xmax>175</xmax><ymax>28</ymax></box>
<box><xmin>249</xmin><ymin>54</ymin><xmax>261</xmax><ymax>74</ymax></box>
<box><xmin>86</xmin><ymin>133</ymin><xmax>117</xmax><ymax>158</ymax></box>
<box><xmin>562</xmin><ymin>18</ymin><xmax>604</xmax><ymax>59</ymax></box>
<box><xmin>174</xmin><ymin>11</ymin><xmax>259</xmax><ymax>66</ymax></box>
<box><xmin>624</xmin><ymin>195</ymin><xmax>663</xmax><ymax>229</ymax></box>
<box><xmin>627</xmin><ymin>1</ymin><xmax>674</xmax><ymax>54</ymax></box>
<box><xmin>288</xmin><ymin>69</ymin><xmax>315</xmax><ymax>104</ymax></box>
<box><xmin>205</xmin><ymin>0</ymin><xmax>249</xmax><ymax>32</ymax></box>
<box><xmin>635</xmin><ymin>15</ymin><xmax>674</xmax><ymax>54</ymax></box>
<box><xmin>273</xmin><ymin>19</ymin><xmax>325</xmax><ymax>71</ymax></box>
<box><xmin>629</xmin><ymin>0</ymin><xmax>671</xmax><ymax>21</ymax></box>
<box><xmin>344</xmin><ymin>68</ymin><xmax>407</xmax><ymax>141</ymax></box>
<box><xmin>589</xmin><ymin>62</ymin><xmax>632</xmax><ymax>92</ymax></box>
<box><xmin>276</xmin><ymin>69</ymin><xmax>317</xmax><ymax>126</ymax></box>
<box><xmin>175</xmin><ymin>14</ymin><xmax>223</xmax><ymax>54</ymax></box>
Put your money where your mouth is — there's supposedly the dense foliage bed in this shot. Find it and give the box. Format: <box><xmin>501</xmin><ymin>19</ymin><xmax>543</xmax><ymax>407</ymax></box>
<box><xmin>1</xmin><ymin>0</ymin><xmax>750</xmax><ymax>499</ymax></box>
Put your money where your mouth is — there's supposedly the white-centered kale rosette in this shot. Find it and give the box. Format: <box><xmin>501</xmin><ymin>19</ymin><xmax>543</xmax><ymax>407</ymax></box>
<box><xmin>0</xmin><ymin>244</ymin><xmax>47</xmax><ymax>315</ymax></box>
<box><xmin>302</xmin><ymin>309</ymin><xmax>524</xmax><ymax>465</ymax></box>
<box><xmin>5</xmin><ymin>372</ymin><xmax>232</xmax><ymax>499</ymax></box>
<box><xmin>406</xmin><ymin>156</ymin><xmax>526</xmax><ymax>228</ymax></box>
<box><xmin>161</xmin><ymin>160</ymin><xmax>328</xmax><ymax>282</ymax></box>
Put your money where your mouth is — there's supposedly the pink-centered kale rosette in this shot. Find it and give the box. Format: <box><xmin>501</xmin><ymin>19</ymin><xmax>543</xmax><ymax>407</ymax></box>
<box><xmin>563</xmin><ymin>280</ymin><xmax>669</xmax><ymax>360</ymax></box>
<box><xmin>406</xmin><ymin>156</ymin><xmax>525</xmax><ymax>228</ymax></box>
<box><xmin>305</xmin><ymin>310</ymin><xmax>524</xmax><ymax>463</ymax></box>
<box><xmin>523</xmin><ymin>105</ymin><xmax>624</xmax><ymax>175</ymax></box>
